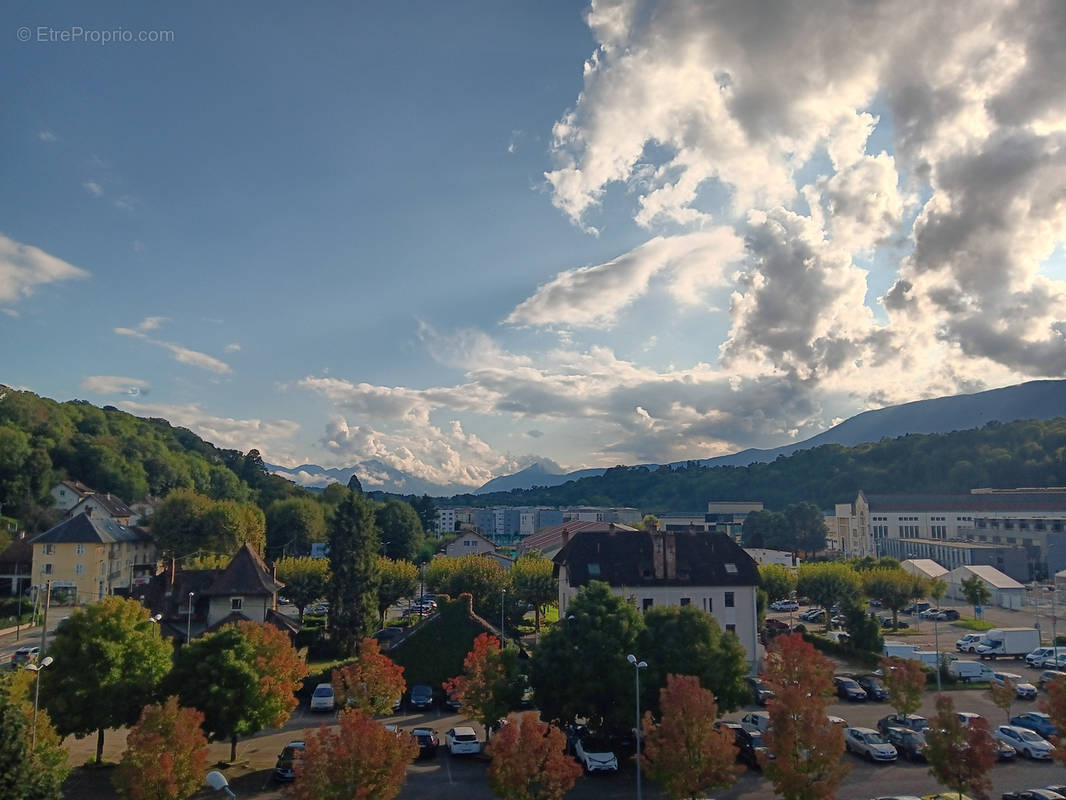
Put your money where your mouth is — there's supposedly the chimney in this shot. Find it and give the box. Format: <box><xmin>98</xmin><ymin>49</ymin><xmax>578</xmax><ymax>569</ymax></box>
<box><xmin>651</xmin><ymin>530</ymin><xmax>665</xmax><ymax>579</ymax></box>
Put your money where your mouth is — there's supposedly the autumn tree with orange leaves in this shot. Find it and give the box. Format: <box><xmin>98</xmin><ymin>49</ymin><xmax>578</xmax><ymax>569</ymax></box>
<box><xmin>988</xmin><ymin>675</ymin><xmax>1016</xmax><ymax>722</ymax></box>
<box><xmin>485</xmin><ymin>711</ymin><xmax>582</xmax><ymax>800</ymax></box>
<box><xmin>1040</xmin><ymin>677</ymin><xmax>1066</xmax><ymax>765</ymax></box>
<box><xmin>640</xmin><ymin>674</ymin><xmax>741</xmax><ymax>800</ymax></box>
<box><xmin>444</xmin><ymin>633</ymin><xmax>524</xmax><ymax>738</ymax></box>
<box><xmin>113</xmin><ymin>697</ymin><xmax>209</xmax><ymax>800</ymax></box>
<box><xmin>291</xmin><ymin>707</ymin><xmax>416</xmax><ymax>800</ymax></box>
<box><xmin>760</xmin><ymin>634</ymin><xmax>848</xmax><ymax>800</ymax></box>
<box><xmin>924</xmin><ymin>694</ymin><xmax>997</xmax><ymax>800</ymax></box>
<box><xmin>880</xmin><ymin>656</ymin><xmax>927</xmax><ymax>720</ymax></box>
<box><xmin>332</xmin><ymin>637</ymin><xmax>407</xmax><ymax>715</ymax></box>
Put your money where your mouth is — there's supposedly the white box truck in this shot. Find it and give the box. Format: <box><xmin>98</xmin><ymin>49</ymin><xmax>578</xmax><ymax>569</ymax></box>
<box><xmin>974</xmin><ymin>627</ymin><xmax>1040</xmax><ymax>660</ymax></box>
<box><xmin>947</xmin><ymin>660</ymin><xmax>994</xmax><ymax>682</ymax></box>
<box><xmin>883</xmin><ymin>641</ymin><xmax>919</xmax><ymax>658</ymax></box>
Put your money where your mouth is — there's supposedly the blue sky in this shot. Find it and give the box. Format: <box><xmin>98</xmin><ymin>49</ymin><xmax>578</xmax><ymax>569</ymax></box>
<box><xmin>3</xmin><ymin>1</ymin><xmax>1065</xmax><ymax>492</ymax></box>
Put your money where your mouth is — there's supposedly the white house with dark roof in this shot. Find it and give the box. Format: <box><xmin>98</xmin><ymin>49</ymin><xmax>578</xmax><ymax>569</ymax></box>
<box><xmin>554</xmin><ymin>528</ymin><xmax>761</xmax><ymax>669</ymax></box>
<box><xmin>445</xmin><ymin>530</ymin><xmax>498</xmax><ymax>558</ymax></box>
<box><xmin>69</xmin><ymin>493</ymin><xmax>134</xmax><ymax>525</ymax></box>
<box><xmin>50</xmin><ymin>480</ymin><xmax>94</xmax><ymax>512</ymax></box>
<box><xmin>201</xmin><ymin>542</ymin><xmax>286</xmax><ymax>629</ymax></box>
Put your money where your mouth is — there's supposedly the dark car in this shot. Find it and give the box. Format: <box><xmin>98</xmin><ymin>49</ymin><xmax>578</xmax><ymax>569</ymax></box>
<box><xmin>856</xmin><ymin>675</ymin><xmax>890</xmax><ymax>701</ymax></box>
<box><xmin>880</xmin><ymin>616</ymin><xmax>910</xmax><ymax>629</ymax></box>
<box><xmin>273</xmin><ymin>741</ymin><xmax>305</xmax><ymax>781</ymax></box>
<box><xmin>882</xmin><ymin>726</ymin><xmax>927</xmax><ymax>761</ymax></box>
<box><xmin>716</xmin><ymin>721</ymin><xmax>771</xmax><ymax>769</ymax></box>
<box><xmin>411</xmin><ymin>727</ymin><xmax>439</xmax><ymax>759</ymax></box>
<box><xmin>934</xmin><ymin>609</ymin><xmax>960</xmax><ymax>621</ymax></box>
<box><xmin>409</xmin><ymin>683</ymin><xmax>435</xmax><ymax>710</ymax></box>
<box><xmin>1010</xmin><ymin>712</ymin><xmax>1058</xmax><ymax>739</ymax></box>
<box><xmin>877</xmin><ymin>714</ymin><xmax>929</xmax><ymax>735</ymax></box>
<box><xmin>834</xmin><ymin>676</ymin><xmax>868</xmax><ymax>702</ymax></box>
<box><xmin>747</xmin><ymin>676</ymin><xmax>775</xmax><ymax>705</ymax></box>
<box><xmin>1001</xmin><ymin>790</ymin><xmax>1066</xmax><ymax>800</ymax></box>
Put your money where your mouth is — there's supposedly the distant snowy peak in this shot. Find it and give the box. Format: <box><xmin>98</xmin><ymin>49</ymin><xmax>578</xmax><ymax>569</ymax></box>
<box><xmin>474</xmin><ymin>461</ymin><xmax>607</xmax><ymax>495</ymax></box>
<box><xmin>265</xmin><ymin>460</ymin><xmax>474</xmax><ymax>497</ymax></box>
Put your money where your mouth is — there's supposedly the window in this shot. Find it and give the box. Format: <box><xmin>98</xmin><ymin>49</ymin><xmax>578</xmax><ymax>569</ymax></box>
<box><xmin>74</xmin><ymin>563</ymin><xmax>84</xmax><ymax>576</ymax></box>
<box><xmin>680</xmin><ymin>597</ymin><xmax>691</xmax><ymax>606</ymax></box>
<box><xmin>75</xmin><ymin>543</ymin><xmax>85</xmax><ymax>555</ymax></box>
<box><xmin>42</xmin><ymin>563</ymin><xmax>53</xmax><ymax>575</ymax></box>
<box><xmin>725</xmin><ymin>591</ymin><xmax>735</xmax><ymax>608</ymax></box>
<box><xmin>42</xmin><ymin>544</ymin><xmax>56</xmax><ymax>556</ymax></box>
<box><xmin>724</xmin><ymin>563</ymin><xmax>738</xmax><ymax>573</ymax></box>
<box><xmin>231</xmin><ymin>597</ymin><xmax>244</xmax><ymax>611</ymax></box>
<box><xmin>587</xmin><ymin>563</ymin><xmax>601</xmax><ymax>576</ymax></box>
<box><xmin>725</xmin><ymin>624</ymin><xmax>736</xmax><ymax>634</ymax></box>
<box><xmin>642</xmin><ymin>598</ymin><xmax>653</xmax><ymax>612</ymax></box>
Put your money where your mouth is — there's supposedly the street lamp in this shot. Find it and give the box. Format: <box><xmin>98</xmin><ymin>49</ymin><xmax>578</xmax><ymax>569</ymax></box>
<box><xmin>419</xmin><ymin>561</ymin><xmax>426</xmax><ymax>603</ymax></box>
<box><xmin>186</xmin><ymin>591</ymin><xmax>195</xmax><ymax>644</ymax></box>
<box><xmin>26</xmin><ymin>655</ymin><xmax>54</xmax><ymax>751</ymax></box>
<box><xmin>500</xmin><ymin>588</ymin><xmax>507</xmax><ymax>647</ymax></box>
<box><xmin>206</xmin><ymin>770</ymin><xmax>237</xmax><ymax>798</ymax></box>
<box><xmin>627</xmin><ymin>654</ymin><xmax>648</xmax><ymax>800</ymax></box>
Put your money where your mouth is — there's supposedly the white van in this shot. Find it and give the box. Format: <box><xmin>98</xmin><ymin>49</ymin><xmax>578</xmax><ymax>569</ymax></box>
<box><xmin>947</xmin><ymin>660</ymin><xmax>993</xmax><ymax>683</ymax></box>
<box><xmin>956</xmin><ymin>633</ymin><xmax>984</xmax><ymax>653</ymax></box>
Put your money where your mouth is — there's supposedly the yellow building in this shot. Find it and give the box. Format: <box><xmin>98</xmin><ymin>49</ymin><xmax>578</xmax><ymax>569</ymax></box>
<box><xmin>29</xmin><ymin>509</ymin><xmax>158</xmax><ymax>604</ymax></box>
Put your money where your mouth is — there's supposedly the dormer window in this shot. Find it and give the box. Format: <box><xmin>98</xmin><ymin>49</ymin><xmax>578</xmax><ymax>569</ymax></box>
<box><xmin>587</xmin><ymin>563</ymin><xmax>600</xmax><ymax>576</ymax></box>
<box><xmin>231</xmin><ymin>597</ymin><xmax>244</xmax><ymax>611</ymax></box>
<box><xmin>724</xmin><ymin>563</ymin><xmax>738</xmax><ymax>574</ymax></box>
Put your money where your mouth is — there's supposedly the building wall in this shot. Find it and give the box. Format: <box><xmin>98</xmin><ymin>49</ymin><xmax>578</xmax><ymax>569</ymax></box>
<box><xmin>50</xmin><ymin>484</ymin><xmax>85</xmax><ymax>512</ymax></box>
<box><xmin>879</xmin><ymin>537</ymin><xmax>1028</xmax><ymax>580</ymax></box>
<box><xmin>445</xmin><ymin>535</ymin><xmax>495</xmax><ymax>558</ymax></box>
<box><xmin>32</xmin><ymin>538</ymin><xmax>157</xmax><ymax>603</ymax></box>
<box><xmin>207</xmin><ymin>595</ymin><xmax>271</xmax><ymax>627</ymax></box>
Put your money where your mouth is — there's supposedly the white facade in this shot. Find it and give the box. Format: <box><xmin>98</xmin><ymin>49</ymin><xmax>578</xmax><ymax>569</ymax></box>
<box><xmin>444</xmin><ymin>532</ymin><xmax>496</xmax><ymax>558</ymax></box>
<box><xmin>945</xmin><ymin>564</ymin><xmax>1025</xmax><ymax>610</ymax></box>
<box><xmin>435</xmin><ymin>508</ymin><xmax>456</xmax><ymax>535</ymax></box>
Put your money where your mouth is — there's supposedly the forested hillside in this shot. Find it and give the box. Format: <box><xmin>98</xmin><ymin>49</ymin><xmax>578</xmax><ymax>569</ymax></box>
<box><xmin>449</xmin><ymin>418</ymin><xmax>1066</xmax><ymax>511</ymax></box>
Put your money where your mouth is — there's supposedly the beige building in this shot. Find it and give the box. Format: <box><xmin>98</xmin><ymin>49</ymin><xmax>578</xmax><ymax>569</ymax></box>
<box><xmin>29</xmin><ymin>509</ymin><xmax>158</xmax><ymax>604</ymax></box>
<box><xmin>554</xmin><ymin>528</ymin><xmax>761</xmax><ymax>670</ymax></box>
<box><xmin>445</xmin><ymin>531</ymin><xmax>497</xmax><ymax>558</ymax></box>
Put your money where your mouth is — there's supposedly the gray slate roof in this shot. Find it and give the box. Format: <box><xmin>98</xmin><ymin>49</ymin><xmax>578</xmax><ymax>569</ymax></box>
<box><xmin>865</xmin><ymin>491</ymin><xmax>1066</xmax><ymax>513</ymax></box>
<box><xmin>30</xmin><ymin>513</ymin><xmax>151</xmax><ymax>545</ymax></box>
<box><xmin>554</xmin><ymin>529</ymin><xmax>758</xmax><ymax>588</ymax></box>
<box><xmin>202</xmin><ymin>542</ymin><xmax>283</xmax><ymax>597</ymax></box>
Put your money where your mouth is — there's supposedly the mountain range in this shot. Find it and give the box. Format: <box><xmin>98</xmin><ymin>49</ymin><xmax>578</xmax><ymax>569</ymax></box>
<box><xmin>266</xmin><ymin>379</ymin><xmax>1066</xmax><ymax>497</ymax></box>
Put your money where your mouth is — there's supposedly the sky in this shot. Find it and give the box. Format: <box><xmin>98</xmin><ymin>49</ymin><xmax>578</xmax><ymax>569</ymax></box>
<box><xmin>2</xmin><ymin>0</ymin><xmax>1065</xmax><ymax>493</ymax></box>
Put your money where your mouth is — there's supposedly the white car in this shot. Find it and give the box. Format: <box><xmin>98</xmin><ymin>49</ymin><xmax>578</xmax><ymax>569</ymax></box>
<box><xmin>844</xmin><ymin>727</ymin><xmax>897</xmax><ymax>762</ymax></box>
<box><xmin>770</xmin><ymin>599</ymin><xmax>799</xmax><ymax>611</ymax></box>
<box><xmin>445</xmin><ymin>726</ymin><xmax>481</xmax><ymax>756</ymax></box>
<box><xmin>309</xmin><ymin>683</ymin><xmax>335</xmax><ymax>711</ymax></box>
<box><xmin>992</xmin><ymin>671</ymin><xmax>1038</xmax><ymax>699</ymax></box>
<box><xmin>956</xmin><ymin>633</ymin><xmax>984</xmax><ymax>653</ymax></box>
<box><xmin>574</xmin><ymin>736</ymin><xmax>619</xmax><ymax>772</ymax></box>
<box><xmin>1026</xmin><ymin>647</ymin><xmax>1060</xmax><ymax>668</ymax></box>
<box><xmin>993</xmin><ymin>724</ymin><xmax>1054</xmax><ymax>759</ymax></box>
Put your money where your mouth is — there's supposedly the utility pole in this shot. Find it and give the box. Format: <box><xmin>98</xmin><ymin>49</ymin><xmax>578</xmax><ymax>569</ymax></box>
<box><xmin>38</xmin><ymin>579</ymin><xmax>51</xmax><ymax>660</ymax></box>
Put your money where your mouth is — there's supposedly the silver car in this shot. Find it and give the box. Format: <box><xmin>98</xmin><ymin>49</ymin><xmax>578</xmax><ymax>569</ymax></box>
<box><xmin>844</xmin><ymin>727</ymin><xmax>897</xmax><ymax>762</ymax></box>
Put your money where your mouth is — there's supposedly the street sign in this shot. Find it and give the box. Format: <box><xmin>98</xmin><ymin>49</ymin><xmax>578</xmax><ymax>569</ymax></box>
<box><xmin>975</xmin><ymin>606</ymin><xmax>983</xmax><ymax>617</ymax></box>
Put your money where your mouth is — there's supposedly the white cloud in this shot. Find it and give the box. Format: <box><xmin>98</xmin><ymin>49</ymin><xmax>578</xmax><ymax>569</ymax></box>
<box><xmin>80</xmin><ymin>375</ymin><xmax>150</xmax><ymax>395</ymax></box>
<box><xmin>38</xmin><ymin>130</ymin><xmax>57</xmax><ymax>142</ymax></box>
<box><xmin>0</xmin><ymin>234</ymin><xmax>90</xmax><ymax>305</ymax></box>
<box><xmin>137</xmin><ymin>316</ymin><xmax>169</xmax><ymax>331</ymax></box>
<box><xmin>83</xmin><ymin>181</ymin><xmax>103</xmax><ymax>197</ymax></box>
<box><xmin>224</xmin><ymin>343</ymin><xmax>242</xmax><ymax>353</ymax></box>
<box><xmin>114</xmin><ymin>326</ymin><xmax>232</xmax><ymax>374</ymax></box>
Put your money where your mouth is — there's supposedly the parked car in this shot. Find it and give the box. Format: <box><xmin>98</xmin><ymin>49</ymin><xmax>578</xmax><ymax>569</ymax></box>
<box><xmin>1001</xmin><ymin>790</ymin><xmax>1066</xmax><ymax>800</ymax></box>
<box><xmin>919</xmin><ymin>607</ymin><xmax>941</xmax><ymax>620</ymax></box>
<box><xmin>9</xmin><ymin>646</ymin><xmax>40</xmax><ymax>668</ymax></box>
<box><xmin>740</xmin><ymin>711</ymin><xmax>771</xmax><ymax>733</ymax></box>
<box><xmin>731</xmin><ymin>723</ymin><xmax>772</xmax><ymax>768</ymax></box>
<box><xmin>575</xmin><ymin>736</ymin><xmax>619</xmax><ymax>772</ymax></box>
<box><xmin>993</xmin><ymin>725</ymin><xmax>1054</xmax><ymax>759</ymax></box>
<box><xmin>856</xmin><ymin>675</ymin><xmax>890</xmax><ymax>701</ymax></box>
<box><xmin>834</xmin><ymin>676</ymin><xmax>869</xmax><ymax>702</ymax></box>
<box><xmin>903</xmin><ymin>602</ymin><xmax>931</xmax><ymax>615</ymax></box>
<box><xmin>877</xmin><ymin>714</ymin><xmax>929</xmax><ymax>735</ymax></box>
<box><xmin>957</xmin><ymin>633</ymin><xmax>985</xmax><ymax>653</ymax></box>
<box><xmin>799</xmin><ymin>608</ymin><xmax>826</xmax><ymax>623</ymax></box>
<box><xmin>746</xmin><ymin>676</ymin><xmax>775</xmax><ymax>705</ymax></box>
<box><xmin>1026</xmin><ymin>647</ymin><xmax>1060</xmax><ymax>668</ymax></box>
<box><xmin>956</xmin><ymin>712</ymin><xmax>1017</xmax><ymax>760</ymax></box>
<box><xmin>1010</xmin><ymin>712</ymin><xmax>1057</xmax><ymax>739</ymax></box>
<box><xmin>882</xmin><ymin>726</ymin><xmax>927</xmax><ymax>761</ymax></box>
<box><xmin>309</xmin><ymin>683</ymin><xmax>335</xmax><ymax>711</ymax></box>
<box><xmin>410</xmin><ymin>727</ymin><xmax>439</xmax><ymax>759</ymax></box>
<box><xmin>1045</xmin><ymin>654</ymin><xmax>1066</xmax><ymax>670</ymax></box>
<box><xmin>445</xmin><ymin>726</ymin><xmax>481</xmax><ymax>756</ymax></box>
<box><xmin>844</xmin><ymin>727</ymin><xmax>897</xmax><ymax>762</ymax></box>
<box><xmin>443</xmin><ymin>690</ymin><xmax>462</xmax><ymax>711</ymax></box>
<box><xmin>992</xmin><ymin>672</ymin><xmax>1038</xmax><ymax>699</ymax></box>
<box><xmin>880</xmin><ymin>616</ymin><xmax>910</xmax><ymax>629</ymax></box>
<box><xmin>1039</xmin><ymin>670</ymin><xmax>1066</xmax><ymax>690</ymax></box>
<box><xmin>409</xmin><ymin>683</ymin><xmax>435</xmax><ymax>711</ymax></box>
<box><xmin>273</xmin><ymin>741</ymin><xmax>305</xmax><ymax>781</ymax></box>
<box><xmin>770</xmin><ymin>599</ymin><xmax>799</xmax><ymax>612</ymax></box>
<box><xmin>932</xmin><ymin>609</ymin><xmax>960</xmax><ymax>621</ymax></box>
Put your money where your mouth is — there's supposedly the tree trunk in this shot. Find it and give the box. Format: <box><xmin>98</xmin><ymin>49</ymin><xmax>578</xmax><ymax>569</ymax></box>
<box><xmin>534</xmin><ymin>605</ymin><xmax>541</xmax><ymax>634</ymax></box>
<box><xmin>230</xmin><ymin>733</ymin><xmax>238</xmax><ymax>763</ymax></box>
<box><xmin>96</xmin><ymin>727</ymin><xmax>105</xmax><ymax>763</ymax></box>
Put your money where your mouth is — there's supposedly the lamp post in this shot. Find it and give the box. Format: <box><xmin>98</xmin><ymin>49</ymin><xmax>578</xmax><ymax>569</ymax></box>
<box><xmin>186</xmin><ymin>591</ymin><xmax>195</xmax><ymax>644</ymax></box>
<box><xmin>419</xmin><ymin>561</ymin><xmax>426</xmax><ymax>603</ymax></box>
<box><xmin>627</xmin><ymin>654</ymin><xmax>647</xmax><ymax>800</ymax></box>
<box><xmin>27</xmin><ymin>655</ymin><xmax>54</xmax><ymax>751</ymax></box>
<box><xmin>206</xmin><ymin>770</ymin><xmax>237</xmax><ymax>798</ymax></box>
<box><xmin>500</xmin><ymin>588</ymin><xmax>507</xmax><ymax>647</ymax></box>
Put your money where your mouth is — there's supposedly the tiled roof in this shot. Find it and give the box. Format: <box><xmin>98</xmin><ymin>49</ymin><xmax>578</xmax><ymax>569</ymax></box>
<box><xmin>865</xmin><ymin>491</ymin><xmax>1066</xmax><ymax>513</ymax></box>
<box><xmin>520</xmin><ymin>520</ymin><xmax>638</xmax><ymax>554</ymax></box>
<box><xmin>60</xmin><ymin>480</ymin><xmax>94</xmax><ymax>496</ymax></box>
<box><xmin>29</xmin><ymin>513</ymin><xmax>152</xmax><ymax>545</ymax></box>
<box><xmin>72</xmin><ymin>493</ymin><xmax>134</xmax><ymax>518</ymax></box>
<box><xmin>554</xmin><ymin>529</ymin><xmax>758</xmax><ymax>588</ymax></box>
<box><xmin>202</xmin><ymin>542</ymin><xmax>283</xmax><ymax>597</ymax></box>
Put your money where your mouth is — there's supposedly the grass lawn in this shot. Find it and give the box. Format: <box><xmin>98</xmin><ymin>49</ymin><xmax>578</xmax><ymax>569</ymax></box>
<box><xmin>951</xmin><ymin>619</ymin><xmax>997</xmax><ymax>631</ymax></box>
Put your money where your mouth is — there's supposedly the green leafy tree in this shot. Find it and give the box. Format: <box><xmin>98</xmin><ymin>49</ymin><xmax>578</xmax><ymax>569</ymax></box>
<box><xmin>924</xmin><ymin>694</ymin><xmax>997</xmax><ymax>800</ymax></box>
<box><xmin>863</xmin><ymin>568</ymin><xmax>925</xmax><ymax>629</ymax></box>
<box><xmin>444</xmin><ymin>633</ymin><xmax>524</xmax><ymax>739</ymax></box>
<box><xmin>796</xmin><ymin>562</ymin><xmax>862</xmax><ymax>627</ymax></box>
<box><xmin>275</xmin><ymin>556</ymin><xmax>330</xmax><ymax>625</ymax></box>
<box><xmin>377</xmin><ymin>557</ymin><xmax>419</xmax><ymax>627</ymax></box>
<box><xmin>528</xmin><ymin>581</ymin><xmax>642</xmax><ymax>731</ymax></box>
<box><xmin>290</xmin><ymin>707</ymin><xmax>416</xmax><ymax>800</ymax></box>
<box><xmin>113</xmin><ymin>697</ymin><xmax>209</xmax><ymax>800</ymax></box>
<box><xmin>265</xmin><ymin>496</ymin><xmax>327</xmax><ymax>557</ymax></box>
<box><xmin>331</xmin><ymin>638</ymin><xmax>407</xmax><ymax>715</ymax></box>
<box><xmin>741</xmin><ymin>509</ymin><xmax>788</xmax><ymax>549</ymax></box>
<box><xmin>640</xmin><ymin>674</ymin><xmax>741</xmax><ymax>800</ymax></box>
<box><xmin>430</xmin><ymin>554</ymin><xmax>509</xmax><ymax>620</ymax></box>
<box><xmin>880</xmin><ymin>656</ymin><xmax>927</xmax><ymax>719</ymax></box>
<box><xmin>0</xmin><ymin>669</ymin><xmax>69</xmax><ymax>800</ymax></box>
<box><xmin>486</xmin><ymin>711</ymin><xmax>583</xmax><ymax>800</ymax></box>
<box><xmin>511</xmin><ymin>554</ymin><xmax>557</xmax><ymax>634</ymax></box>
<box><xmin>150</xmin><ymin>489</ymin><xmax>264</xmax><ymax>557</ymax></box>
<box><xmin>785</xmin><ymin>502</ymin><xmax>828</xmax><ymax>557</ymax></box>
<box><xmin>840</xmin><ymin>598</ymin><xmax>883</xmax><ymax>653</ymax></box>
<box><xmin>758</xmin><ymin>563</ymin><xmax>797</xmax><ymax>602</ymax></box>
<box><xmin>327</xmin><ymin>492</ymin><xmax>381</xmax><ymax>656</ymax></box>
<box><xmin>760</xmin><ymin>634</ymin><xmax>848</xmax><ymax>800</ymax></box>
<box><xmin>636</xmin><ymin>605</ymin><xmax>749</xmax><ymax>714</ymax></box>
<box><xmin>409</xmin><ymin>494</ymin><xmax>438</xmax><ymax>537</ymax></box>
<box><xmin>961</xmin><ymin>575</ymin><xmax>992</xmax><ymax>618</ymax></box>
<box><xmin>41</xmin><ymin>596</ymin><xmax>172</xmax><ymax>764</ymax></box>
<box><xmin>170</xmin><ymin>620</ymin><xmax>307</xmax><ymax>762</ymax></box>
<box><xmin>641</xmin><ymin>513</ymin><xmax>661</xmax><ymax>531</ymax></box>
<box><xmin>375</xmin><ymin>500</ymin><xmax>425</xmax><ymax>561</ymax></box>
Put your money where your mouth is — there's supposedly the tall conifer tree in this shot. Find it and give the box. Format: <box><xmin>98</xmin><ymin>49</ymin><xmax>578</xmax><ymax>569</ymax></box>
<box><xmin>327</xmin><ymin>491</ymin><xmax>381</xmax><ymax>655</ymax></box>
